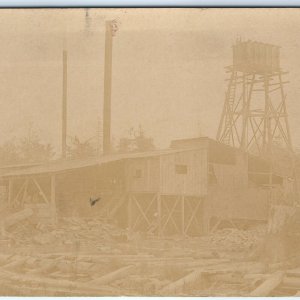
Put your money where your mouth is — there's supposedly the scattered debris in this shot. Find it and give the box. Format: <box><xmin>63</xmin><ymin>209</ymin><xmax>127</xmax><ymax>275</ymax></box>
<box><xmin>0</xmin><ymin>215</ymin><xmax>298</xmax><ymax>296</ymax></box>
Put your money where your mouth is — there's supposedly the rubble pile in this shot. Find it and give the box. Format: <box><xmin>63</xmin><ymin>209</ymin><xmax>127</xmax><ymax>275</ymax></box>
<box><xmin>1</xmin><ymin>215</ymin><xmax>300</xmax><ymax>297</ymax></box>
<box><xmin>208</xmin><ymin>225</ymin><xmax>267</xmax><ymax>252</ymax></box>
<box><xmin>7</xmin><ymin>217</ymin><xmax>128</xmax><ymax>252</ymax></box>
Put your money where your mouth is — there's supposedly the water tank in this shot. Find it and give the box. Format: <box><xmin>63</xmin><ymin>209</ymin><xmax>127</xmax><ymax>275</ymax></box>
<box><xmin>233</xmin><ymin>40</ymin><xmax>280</xmax><ymax>74</ymax></box>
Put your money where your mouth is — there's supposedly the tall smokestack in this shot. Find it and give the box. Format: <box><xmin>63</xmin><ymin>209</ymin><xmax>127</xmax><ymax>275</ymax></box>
<box><xmin>103</xmin><ymin>20</ymin><xmax>118</xmax><ymax>155</ymax></box>
<box><xmin>62</xmin><ymin>50</ymin><xmax>67</xmax><ymax>159</ymax></box>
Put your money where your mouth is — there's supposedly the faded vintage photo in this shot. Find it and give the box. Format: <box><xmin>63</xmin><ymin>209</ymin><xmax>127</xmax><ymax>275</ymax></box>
<box><xmin>0</xmin><ymin>7</ymin><xmax>300</xmax><ymax>296</ymax></box>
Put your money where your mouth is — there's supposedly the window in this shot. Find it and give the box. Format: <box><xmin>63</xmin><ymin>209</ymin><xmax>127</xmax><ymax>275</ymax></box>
<box><xmin>134</xmin><ymin>169</ymin><xmax>142</xmax><ymax>178</ymax></box>
<box><xmin>175</xmin><ymin>164</ymin><xmax>188</xmax><ymax>175</ymax></box>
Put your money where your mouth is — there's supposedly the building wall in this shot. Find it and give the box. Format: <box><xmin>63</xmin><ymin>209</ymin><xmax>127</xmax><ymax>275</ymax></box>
<box><xmin>160</xmin><ymin>149</ymin><xmax>207</xmax><ymax>196</ymax></box>
<box><xmin>210</xmin><ymin>151</ymin><xmax>248</xmax><ymax>190</ymax></box>
<box><xmin>126</xmin><ymin>149</ymin><xmax>208</xmax><ymax>196</ymax></box>
<box><xmin>125</xmin><ymin>157</ymin><xmax>160</xmax><ymax>193</ymax></box>
<box><xmin>204</xmin><ymin>186</ymin><xmax>270</xmax><ymax>222</ymax></box>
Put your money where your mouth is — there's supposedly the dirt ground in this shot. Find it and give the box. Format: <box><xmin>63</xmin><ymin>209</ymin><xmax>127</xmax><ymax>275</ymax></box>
<box><xmin>0</xmin><ymin>217</ymin><xmax>299</xmax><ymax>296</ymax></box>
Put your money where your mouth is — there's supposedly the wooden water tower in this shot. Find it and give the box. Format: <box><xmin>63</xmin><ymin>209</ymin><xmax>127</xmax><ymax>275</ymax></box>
<box><xmin>216</xmin><ymin>40</ymin><xmax>292</xmax><ymax>157</ymax></box>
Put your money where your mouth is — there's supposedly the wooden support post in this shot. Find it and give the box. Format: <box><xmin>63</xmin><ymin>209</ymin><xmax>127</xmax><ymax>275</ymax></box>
<box><xmin>62</xmin><ymin>50</ymin><xmax>68</xmax><ymax>159</ymax></box>
<box><xmin>181</xmin><ymin>195</ymin><xmax>185</xmax><ymax>235</ymax></box>
<box><xmin>157</xmin><ymin>193</ymin><xmax>162</xmax><ymax>237</ymax></box>
<box><xmin>103</xmin><ymin>21</ymin><xmax>117</xmax><ymax>155</ymax></box>
<box><xmin>13</xmin><ymin>179</ymin><xmax>27</xmax><ymax>208</ymax></box>
<box><xmin>21</xmin><ymin>179</ymin><xmax>29</xmax><ymax>206</ymax></box>
<box><xmin>128</xmin><ymin>194</ymin><xmax>132</xmax><ymax>231</ymax></box>
<box><xmin>158</xmin><ymin>155</ymin><xmax>162</xmax><ymax>236</ymax></box>
<box><xmin>33</xmin><ymin>178</ymin><xmax>49</xmax><ymax>204</ymax></box>
<box><xmin>8</xmin><ymin>179</ymin><xmax>13</xmax><ymax>207</ymax></box>
<box><xmin>51</xmin><ymin>175</ymin><xmax>57</xmax><ymax>224</ymax></box>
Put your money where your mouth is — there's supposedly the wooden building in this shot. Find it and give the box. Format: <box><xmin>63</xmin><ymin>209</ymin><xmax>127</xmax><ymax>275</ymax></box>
<box><xmin>0</xmin><ymin>137</ymin><xmax>291</xmax><ymax>236</ymax></box>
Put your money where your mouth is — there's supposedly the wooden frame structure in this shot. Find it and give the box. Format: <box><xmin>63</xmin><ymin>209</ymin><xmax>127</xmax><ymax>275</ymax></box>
<box><xmin>0</xmin><ymin>139</ymin><xmax>288</xmax><ymax>236</ymax></box>
<box><xmin>125</xmin><ymin>148</ymin><xmax>207</xmax><ymax>237</ymax></box>
<box><xmin>128</xmin><ymin>193</ymin><xmax>203</xmax><ymax>236</ymax></box>
<box><xmin>6</xmin><ymin>174</ymin><xmax>57</xmax><ymax>223</ymax></box>
<box><xmin>217</xmin><ymin>40</ymin><xmax>292</xmax><ymax>157</ymax></box>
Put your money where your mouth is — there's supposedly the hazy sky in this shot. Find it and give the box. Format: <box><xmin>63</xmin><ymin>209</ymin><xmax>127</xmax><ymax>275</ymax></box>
<box><xmin>1</xmin><ymin>8</ymin><xmax>300</xmax><ymax>156</ymax></box>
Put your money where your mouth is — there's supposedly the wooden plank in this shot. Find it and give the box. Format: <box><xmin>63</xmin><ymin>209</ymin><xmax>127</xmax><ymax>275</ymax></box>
<box><xmin>132</xmin><ymin>194</ymin><xmax>155</xmax><ymax>229</ymax></box>
<box><xmin>128</xmin><ymin>194</ymin><xmax>133</xmax><ymax>230</ymax></box>
<box><xmin>0</xmin><ymin>282</ymin><xmax>110</xmax><ymax>296</ymax></box>
<box><xmin>248</xmin><ymin>271</ymin><xmax>284</xmax><ymax>296</ymax></box>
<box><xmin>294</xmin><ymin>291</ymin><xmax>300</xmax><ymax>296</ymax></box>
<box><xmin>181</xmin><ymin>195</ymin><xmax>185</xmax><ymax>235</ymax></box>
<box><xmin>4</xmin><ymin>208</ymin><xmax>33</xmax><ymax>228</ymax></box>
<box><xmin>8</xmin><ymin>178</ymin><xmax>13</xmax><ymax>206</ymax></box>
<box><xmin>282</xmin><ymin>277</ymin><xmax>300</xmax><ymax>289</ymax></box>
<box><xmin>286</xmin><ymin>268</ymin><xmax>300</xmax><ymax>278</ymax></box>
<box><xmin>13</xmin><ymin>180</ymin><xmax>27</xmax><ymax>206</ymax></box>
<box><xmin>1</xmin><ymin>256</ymin><xmax>28</xmax><ymax>269</ymax></box>
<box><xmin>109</xmin><ymin>194</ymin><xmax>126</xmax><ymax>217</ymax></box>
<box><xmin>0</xmin><ymin>266</ymin><xmax>114</xmax><ymax>294</ymax></box>
<box><xmin>21</xmin><ymin>179</ymin><xmax>29</xmax><ymax>205</ymax></box>
<box><xmin>160</xmin><ymin>267</ymin><xmax>203</xmax><ymax>295</ymax></box>
<box><xmin>161</xmin><ymin>198</ymin><xmax>181</xmax><ymax>233</ymax></box>
<box><xmin>86</xmin><ymin>265</ymin><xmax>135</xmax><ymax>286</ymax></box>
<box><xmin>33</xmin><ymin>178</ymin><xmax>49</xmax><ymax>204</ymax></box>
<box><xmin>157</xmin><ymin>193</ymin><xmax>162</xmax><ymax>236</ymax></box>
<box><xmin>51</xmin><ymin>174</ymin><xmax>56</xmax><ymax>223</ymax></box>
<box><xmin>184</xmin><ymin>198</ymin><xmax>202</xmax><ymax>234</ymax></box>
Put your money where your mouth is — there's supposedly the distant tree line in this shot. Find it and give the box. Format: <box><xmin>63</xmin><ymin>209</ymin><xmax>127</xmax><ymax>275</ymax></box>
<box><xmin>0</xmin><ymin>125</ymin><xmax>156</xmax><ymax>166</ymax></box>
<box><xmin>0</xmin><ymin>130</ymin><xmax>54</xmax><ymax>166</ymax></box>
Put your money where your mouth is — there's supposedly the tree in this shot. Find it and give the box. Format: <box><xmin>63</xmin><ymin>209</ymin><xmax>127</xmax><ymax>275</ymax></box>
<box><xmin>18</xmin><ymin>131</ymin><xmax>54</xmax><ymax>163</ymax></box>
<box><xmin>0</xmin><ymin>130</ymin><xmax>54</xmax><ymax>166</ymax></box>
<box><xmin>117</xmin><ymin>125</ymin><xmax>155</xmax><ymax>153</ymax></box>
<box><xmin>67</xmin><ymin>136</ymin><xmax>96</xmax><ymax>159</ymax></box>
<box><xmin>0</xmin><ymin>140</ymin><xmax>20</xmax><ymax>165</ymax></box>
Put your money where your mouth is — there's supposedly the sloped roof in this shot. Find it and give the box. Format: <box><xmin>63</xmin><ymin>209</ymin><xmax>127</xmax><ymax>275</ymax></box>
<box><xmin>0</xmin><ymin>147</ymin><xmax>204</xmax><ymax>178</ymax></box>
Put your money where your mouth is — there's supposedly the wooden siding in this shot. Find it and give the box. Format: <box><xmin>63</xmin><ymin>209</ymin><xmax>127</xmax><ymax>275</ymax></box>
<box><xmin>160</xmin><ymin>149</ymin><xmax>207</xmax><ymax>196</ymax></box>
<box><xmin>210</xmin><ymin>152</ymin><xmax>248</xmax><ymax>189</ymax></box>
<box><xmin>126</xmin><ymin>149</ymin><xmax>208</xmax><ymax>196</ymax></box>
<box><xmin>204</xmin><ymin>186</ymin><xmax>270</xmax><ymax>221</ymax></box>
<box><xmin>126</xmin><ymin>157</ymin><xmax>160</xmax><ymax>192</ymax></box>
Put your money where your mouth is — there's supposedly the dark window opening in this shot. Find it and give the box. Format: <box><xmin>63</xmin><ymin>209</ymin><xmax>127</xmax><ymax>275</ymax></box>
<box><xmin>175</xmin><ymin>164</ymin><xmax>188</xmax><ymax>175</ymax></box>
<box><xmin>134</xmin><ymin>169</ymin><xmax>142</xmax><ymax>178</ymax></box>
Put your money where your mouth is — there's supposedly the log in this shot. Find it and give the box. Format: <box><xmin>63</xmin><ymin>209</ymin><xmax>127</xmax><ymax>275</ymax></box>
<box><xmin>244</xmin><ymin>273</ymin><xmax>269</xmax><ymax>281</ymax></box>
<box><xmin>1</xmin><ymin>256</ymin><xmax>28</xmax><ymax>270</ymax></box>
<box><xmin>3</xmin><ymin>208</ymin><xmax>33</xmax><ymax>228</ymax></box>
<box><xmin>0</xmin><ymin>276</ymin><xmax>118</xmax><ymax>296</ymax></box>
<box><xmin>28</xmin><ymin>259</ymin><xmax>58</xmax><ymax>275</ymax></box>
<box><xmin>184</xmin><ymin>259</ymin><xmax>229</xmax><ymax>270</ymax></box>
<box><xmin>0</xmin><ymin>266</ymin><xmax>114</xmax><ymax>294</ymax></box>
<box><xmin>86</xmin><ymin>265</ymin><xmax>135</xmax><ymax>286</ymax></box>
<box><xmin>160</xmin><ymin>267</ymin><xmax>203</xmax><ymax>295</ymax></box>
<box><xmin>0</xmin><ymin>282</ymin><xmax>106</xmax><ymax>296</ymax></box>
<box><xmin>248</xmin><ymin>271</ymin><xmax>284</xmax><ymax>296</ymax></box>
<box><xmin>282</xmin><ymin>277</ymin><xmax>300</xmax><ymax>289</ymax></box>
<box><xmin>294</xmin><ymin>291</ymin><xmax>300</xmax><ymax>296</ymax></box>
<box><xmin>286</xmin><ymin>268</ymin><xmax>300</xmax><ymax>278</ymax></box>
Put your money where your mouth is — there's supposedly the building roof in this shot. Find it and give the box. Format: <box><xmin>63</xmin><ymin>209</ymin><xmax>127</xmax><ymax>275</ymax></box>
<box><xmin>0</xmin><ymin>147</ymin><xmax>204</xmax><ymax>178</ymax></box>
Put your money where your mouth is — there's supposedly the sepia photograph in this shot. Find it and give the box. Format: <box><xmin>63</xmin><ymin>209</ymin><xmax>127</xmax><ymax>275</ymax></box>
<box><xmin>0</xmin><ymin>7</ymin><xmax>299</xmax><ymax>296</ymax></box>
